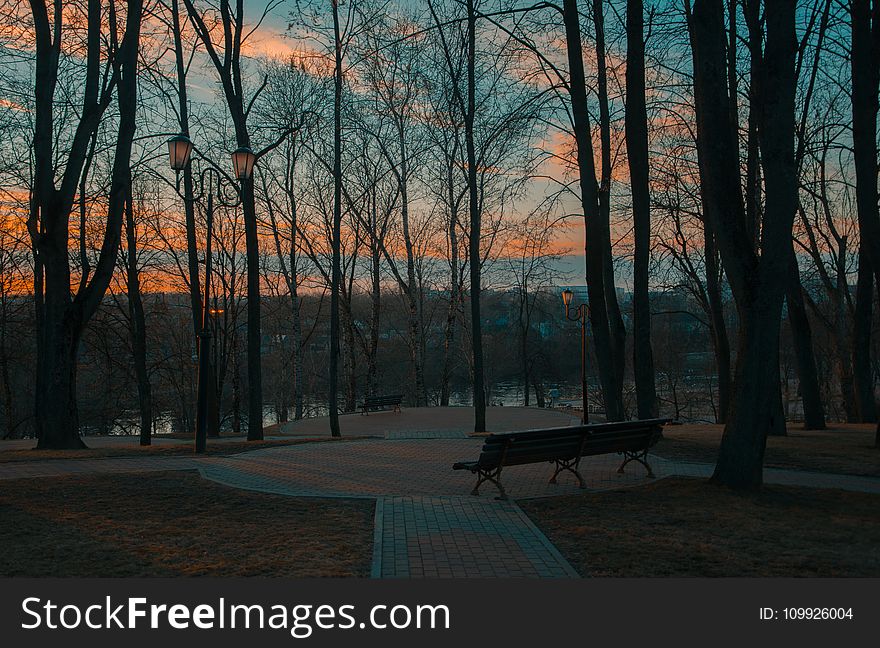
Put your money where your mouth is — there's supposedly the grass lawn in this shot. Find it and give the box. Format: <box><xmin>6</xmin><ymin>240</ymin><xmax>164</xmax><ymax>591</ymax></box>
<box><xmin>654</xmin><ymin>424</ymin><xmax>880</xmax><ymax>477</ymax></box>
<box><xmin>0</xmin><ymin>471</ymin><xmax>374</xmax><ymax>577</ymax></box>
<box><xmin>521</xmin><ymin>477</ymin><xmax>880</xmax><ymax>577</ymax></box>
<box><xmin>0</xmin><ymin>436</ymin><xmax>377</xmax><ymax>463</ymax></box>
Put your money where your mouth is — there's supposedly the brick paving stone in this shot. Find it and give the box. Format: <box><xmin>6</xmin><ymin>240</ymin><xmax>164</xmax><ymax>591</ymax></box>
<box><xmin>376</xmin><ymin>497</ymin><xmax>579</xmax><ymax>578</ymax></box>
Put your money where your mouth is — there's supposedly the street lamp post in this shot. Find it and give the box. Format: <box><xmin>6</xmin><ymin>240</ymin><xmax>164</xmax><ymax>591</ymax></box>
<box><xmin>562</xmin><ymin>288</ymin><xmax>589</xmax><ymax>424</ymax></box>
<box><xmin>167</xmin><ymin>134</ymin><xmax>255</xmax><ymax>453</ymax></box>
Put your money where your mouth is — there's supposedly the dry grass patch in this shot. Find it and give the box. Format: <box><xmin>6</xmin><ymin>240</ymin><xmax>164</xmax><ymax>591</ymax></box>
<box><xmin>521</xmin><ymin>477</ymin><xmax>880</xmax><ymax>577</ymax></box>
<box><xmin>654</xmin><ymin>424</ymin><xmax>879</xmax><ymax>477</ymax></box>
<box><xmin>0</xmin><ymin>471</ymin><xmax>374</xmax><ymax>577</ymax></box>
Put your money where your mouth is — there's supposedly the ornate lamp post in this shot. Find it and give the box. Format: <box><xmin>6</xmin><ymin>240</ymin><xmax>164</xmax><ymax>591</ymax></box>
<box><xmin>562</xmin><ymin>288</ymin><xmax>589</xmax><ymax>424</ymax></box>
<box><xmin>167</xmin><ymin>134</ymin><xmax>255</xmax><ymax>452</ymax></box>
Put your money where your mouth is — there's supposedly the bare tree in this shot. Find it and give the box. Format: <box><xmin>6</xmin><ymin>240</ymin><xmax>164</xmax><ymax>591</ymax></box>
<box><xmin>28</xmin><ymin>0</ymin><xmax>144</xmax><ymax>448</ymax></box>
<box><xmin>625</xmin><ymin>0</ymin><xmax>657</xmax><ymax>418</ymax></box>
<box><xmin>182</xmin><ymin>0</ymin><xmax>285</xmax><ymax>440</ymax></box>
<box><xmin>687</xmin><ymin>0</ymin><xmax>799</xmax><ymax>488</ymax></box>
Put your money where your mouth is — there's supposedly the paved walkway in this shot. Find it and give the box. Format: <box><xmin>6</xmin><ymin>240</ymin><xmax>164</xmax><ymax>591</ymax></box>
<box><xmin>2</xmin><ymin>433</ymin><xmax>879</xmax><ymax>579</ymax></box>
<box><xmin>374</xmin><ymin>497</ymin><xmax>578</xmax><ymax>578</ymax></box>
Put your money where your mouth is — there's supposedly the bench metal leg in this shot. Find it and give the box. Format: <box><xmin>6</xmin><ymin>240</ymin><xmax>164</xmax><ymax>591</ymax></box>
<box><xmin>617</xmin><ymin>450</ymin><xmax>654</xmax><ymax>478</ymax></box>
<box><xmin>549</xmin><ymin>458</ymin><xmax>586</xmax><ymax>488</ymax></box>
<box><xmin>471</xmin><ymin>468</ymin><xmax>507</xmax><ymax>500</ymax></box>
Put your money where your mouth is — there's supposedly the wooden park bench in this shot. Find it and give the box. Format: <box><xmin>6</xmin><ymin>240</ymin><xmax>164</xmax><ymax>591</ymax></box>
<box><xmin>452</xmin><ymin>418</ymin><xmax>671</xmax><ymax>499</ymax></box>
<box><xmin>359</xmin><ymin>394</ymin><xmax>403</xmax><ymax>415</ymax></box>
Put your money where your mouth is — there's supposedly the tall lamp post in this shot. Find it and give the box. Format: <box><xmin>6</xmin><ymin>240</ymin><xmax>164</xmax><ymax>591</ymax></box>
<box><xmin>562</xmin><ymin>288</ymin><xmax>589</xmax><ymax>424</ymax></box>
<box><xmin>167</xmin><ymin>134</ymin><xmax>256</xmax><ymax>453</ymax></box>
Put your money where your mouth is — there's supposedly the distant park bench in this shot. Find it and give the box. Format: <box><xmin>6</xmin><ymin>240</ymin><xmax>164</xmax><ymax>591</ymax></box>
<box><xmin>359</xmin><ymin>394</ymin><xmax>403</xmax><ymax>415</ymax></box>
<box><xmin>452</xmin><ymin>418</ymin><xmax>671</xmax><ymax>499</ymax></box>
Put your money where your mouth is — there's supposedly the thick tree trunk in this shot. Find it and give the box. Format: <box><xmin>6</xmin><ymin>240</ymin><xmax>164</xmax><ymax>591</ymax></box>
<box><xmin>714</xmin><ymin>300</ymin><xmax>784</xmax><ymax>486</ymax></box>
<box><xmin>832</xmin><ymin>277</ymin><xmax>859</xmax><ymax>422</ymax></box>
<box><xmin>850</xmin><ymin>0</ymin><xmax>880</xmax><ymax>428</ymax></box>
<box><xmin>0</xmin><ymin>296</ymin><xmax>14</xmax><ymax>439</ymax></box>
<box><xmin>562</xmin><ymin>0</ymin><xmax>624</xmax><ymax>423</ymax></box>
<box><xmin>125</xmin><ymin>195</ymin><xmax>152</xmax><ymax>446</ymax></box>
<box><xmin>786</xmin><ymin>253</ymin><xmax>827</xmax><ymax>429</ymax></box>
<box><xmin>35</xmin><ymin>250</ymin><xmax>85</xmax><ymax>449</ymax></box>
<box><xmin>625</xmin><ymin>0</ymin><xmax>658</xmax><ymax>419</ymax></box>
<box><xmin>31</xmin><ymin>0</ymin><xmax>143</xmax><ymax>449</ymax></box>
<box><xmin>689</xmin><ymin>0</ymin><xmax>798</xmax><ymax>489</ymax></box>
<box><xmin>852</xmin><ymin>245</ymin><xmax>877</xmax><ymax>422</ymax></box>
<box><xmin>851</xmin><ymin>0</ymin><xmax>880</xmax><ymax>290</ymax></box>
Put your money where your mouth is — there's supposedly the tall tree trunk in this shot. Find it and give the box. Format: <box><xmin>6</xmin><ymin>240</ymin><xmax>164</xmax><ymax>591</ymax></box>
<box><xmin>35</xmin><ymin>252</ymin><xmax>84</xmax><ymax>448</ymax></box>
<box><xmin>853</xmin><ymin>245</ymin><xmax>877</xmax><ymax>422</ymax></box>
<box><xmin>232</xmin><ymin>331</ymin><xmax>242</xmax><ymax>436</ymax></box>
<box><xmin>592</xmin><ymin>0</ymin><xmax>627</xmax><ymax>419</ymax></box>
<box><xmin>343</xmin><ymin>306</ymin><xmax>357</xmax><ymax>412</ymax></box>
<box><xmin>832</xmin><ymin>251</ymin><xmax>859</xmax><ymax>422</ymax></box>
<box><xmin>466</xmin><ymin>0</ymin><xmax>486</xmax><ymax>432</ymax></box>
<box><xmin>850</xmin><ymin>0</ymin><xmax>880</xmax><ymax>430</ymax></box>
<box><xmin>851</xmin><ymin>0</ymin><xmax>880</xmax><ymax>290</ymax></box>
<box><xmin>562</xmin><ymin>0</ymin><xmax>624</xmax><ymax>423</ymax></box>
<box><xmin>398</xmin><ymin>132</ymin><xmax>427</xmax><ymax>407</ymax></box>
<box><xmin>742</xmin><ymin>0</ymin><xmax>762</xmax><ymax>249</ymax></box>
<box><xmin>786</xmin><ymin>253</ymin><xmax>827</xmax><ymax>429</ymax></box>
<box><xmin>625</xmin><ymin>0</ymin><xmax>658</xmax><ymax>419</ymax></box>
<box><xmin>689</xmin><ymin>0</ymin><xmax>798</xmax><ymax>489</ymax></box>
<box><xmin>291</xmin><ymin>226</ymin><xmax>304</xmax><ymax>421</ymax></box>
<box><xmin>240</xmin><ymin>178</ymin><xmax>263</xmax><ymax>440</ymax></box>
<box><xmin>125</xmin><ymin>194</ymin><xmax>152</xmax><ymax>446</ymax></box>
<box><xmin>368</xmin><ymin>236</ymin><xmax>381</xmax><ymax>398</ymax></box>
<box><xmin>171</xmin><ymin>0</ymin><xmax>201</xmax><ymax>339</ymax></box>
<box><xmin>0</xmin><ymin>294</ymin><xmax>14</xmax><ymax>439</ymax></box>
<box><xmin>440</xmin><ymin>165</ymin><xmax>461</xmax><ymax>407</ymax></box>
<box><xmin>329</xmin><ymin>0</ymin><xmax>343</xmax><ymax>437</ymax></box>
<box><xmin>704</xmin><ymin>231</ymin><xmax>731</xmax><ymax>423</ymax></box>
<box><xmin>182</xmin><ymin>0</ymin><xmax>262</xmax><ymax>440</ymax></box>
<box><xmin>520</xmin><ymin>294</ymin><xmax>531</xmax><ymax>406</ymax></box>
<box><xmin>31</xmin><ymin>0</ymin><xmax>143</xmax><ymax>449</ymax></box>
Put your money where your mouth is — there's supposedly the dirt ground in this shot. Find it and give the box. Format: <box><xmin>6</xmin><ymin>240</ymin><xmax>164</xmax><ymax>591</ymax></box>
<box><xmin>0</xmin><ymin>436</ymin><xmax>377</xmax><ymax>463</ymax></box>
<box><xmin>0</xmin><ymin>471</ymin><xmax>374</xmax><ymax>577</ymax></box>
<box><xmin>654</xmin><ymin>423</ymin><xmax>879</xmax><ymax>477</ymax></box>
<box><xmin>521</xmin><ymin>477</ymin><xmax>880</xmax><ymax>577</ymax></box>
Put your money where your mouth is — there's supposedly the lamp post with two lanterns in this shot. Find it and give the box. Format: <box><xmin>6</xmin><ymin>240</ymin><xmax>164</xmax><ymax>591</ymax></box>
<box><xmin>167</xmin><ymin>134</ymin><xmax>256</xmax><ymax>453</ymax></box>
<box><xmin>562</xmin><ymin>288</ymin><xmax>590</xmax><ymax>424</ymax></box>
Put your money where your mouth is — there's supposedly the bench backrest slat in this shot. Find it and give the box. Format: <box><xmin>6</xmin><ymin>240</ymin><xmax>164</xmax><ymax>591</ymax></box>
<box><xmin>474</xmin><ymin>418</ymin><xmax>669</xmax><ymax>469</ymax></box>
<box><xmin>362</xmin><ymin>394</ymin><xmax>403</xmax><ymax>407</ymax></box>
